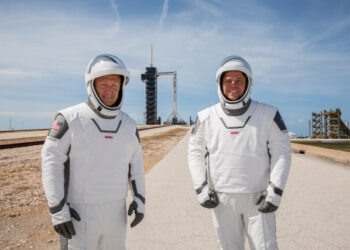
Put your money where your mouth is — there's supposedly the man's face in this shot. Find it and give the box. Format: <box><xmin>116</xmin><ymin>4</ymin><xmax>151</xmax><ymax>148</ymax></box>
<box><xmin>222</xmin><ymin>71</ymin><xmax>247</xmax><ymax>101</ymax></box>
<box><xmin>94</xmin><ymin>74</ymin><xmax>121</xmax><ymax>107</ymax></box>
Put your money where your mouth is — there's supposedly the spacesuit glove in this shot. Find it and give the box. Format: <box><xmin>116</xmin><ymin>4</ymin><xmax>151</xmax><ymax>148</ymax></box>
<box><xmin>128</xmin><ymin>200</ymin><xmax>144</xmax><ymax>228</ymax></box>
<box><xmin>197</xmin><ymin>185</ymin><xmax>219</xmax><ymax>209</ymax></box>
<box><xmin>255</xmin><ymin>184</ymin><xmax>282</xmax><ymax>213</ymax></box>
<box><xmin>51</xmin><ymin>203</ymin><xmax>81</xmax><ymax>239</ymax></box>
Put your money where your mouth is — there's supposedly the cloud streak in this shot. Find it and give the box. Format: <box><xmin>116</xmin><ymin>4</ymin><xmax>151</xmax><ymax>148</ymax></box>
<box><xmin>159</xmin><ymin>0</ymin><xmax>169</xmax><ymax>31</ymax></box>
<box><xmin>0</xmin><ymin>111</ymin><xmax>53</xmax><ymax>118</ymax></box>
<box><xmin>110</xmin><ymin>0</ymin><xmax>121</xmax><ymax>23</ymax></box>
<box><xmin>298</xmin><ymin>16</ymin><xmax>350</xmax><ymax>50</ymax></box>
<box><xmin>0</xmin><ymin>68</ymin><xmax>43</xmax><ymax>80</ymax></box>
<box><xmin>190</xmin><ymin>0</ymin><xmax>222</xmax><ymax>16</ymax></box>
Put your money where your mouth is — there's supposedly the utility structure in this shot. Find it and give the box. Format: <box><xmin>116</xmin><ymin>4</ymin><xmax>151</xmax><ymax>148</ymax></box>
<box><xmin>312</xmin><ymin>108</ymin><xmax>350</xmax><ymax>138</ymax></box>
<box><xmin>141</xmin><ymin>45</ymin><xmax>185</xmax><ymax>125</ymax></box>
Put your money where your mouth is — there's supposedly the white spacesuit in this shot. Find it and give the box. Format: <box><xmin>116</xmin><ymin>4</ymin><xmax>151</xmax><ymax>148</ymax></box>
<box><xmin>188</xmin><ymin>56</ymin><xmax>291</xmax><ymax>250</ymax></box>
<box><xmin>41</xmin><ymin>54</ymin><xmax>145</xmax><ymax>250</ymax></box>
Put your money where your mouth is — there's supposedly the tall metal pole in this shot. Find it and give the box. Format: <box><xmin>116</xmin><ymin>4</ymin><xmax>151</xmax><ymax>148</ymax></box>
<box><xmin>156</xmin><ymin>71</ymin><xmax>179</xmax><ymax>124</ymax></box>
<box><xmin>173</xmin><ymin>73</ymin><xmax>177</xmax><ymax>120</ymax></box>
<box><xmin>308</xmin><ymin>120</ymin><xmax>311</xmax><ymax>138</ymax></box>
<box><xmin>9</xmin><ymin>116</ymin><xmax>12</xmax><ymax>131</ymax></box>
<box><xmin>150</xmin><ymin>44</ymin><xmax>153</xmax><ymax>67</ymax></box>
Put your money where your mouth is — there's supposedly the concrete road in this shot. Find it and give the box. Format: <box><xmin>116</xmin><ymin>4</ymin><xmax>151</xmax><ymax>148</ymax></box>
<box><xmin>126</xmin><ymin>133</ymin><xmax>350</xmax><ymax>250</ymax></box>
<box><xmin>277</xmin><ymin>153</ymin><xmax>350</xmax><ymax>250</ymax></box>
<box><xmin>126</xmin><ymin>133</ymin><xmax>218</xmax><ymax>250</ymax></box>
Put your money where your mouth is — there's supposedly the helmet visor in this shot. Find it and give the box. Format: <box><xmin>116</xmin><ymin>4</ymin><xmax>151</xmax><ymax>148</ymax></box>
<box><xmin>220</xmin><ymin>55</ymin><xmax>252</xmax><ymax>72</ymax></box>
<box><xmin>87</xmin><ymin>54</ymin><xmax>126</xmax><ymax>74</ymax></box>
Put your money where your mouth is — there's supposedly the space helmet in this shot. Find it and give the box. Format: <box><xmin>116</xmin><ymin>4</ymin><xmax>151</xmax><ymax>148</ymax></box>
<box><xmin>85</xmin><ymin>54</ymin><xmax>130</xmax><ymax>117</ymax></box>
<box><xmin>216</xmin><ymin>55</ymin><xmax>253</xmax><ymax>110</ymax></box>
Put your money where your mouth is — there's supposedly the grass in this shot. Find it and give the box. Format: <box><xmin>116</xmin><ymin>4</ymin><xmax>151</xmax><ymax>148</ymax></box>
<box><xmin>291</xmin><ymin>141</ymin><xmax>350</xmax><ymax>152</ymax></box>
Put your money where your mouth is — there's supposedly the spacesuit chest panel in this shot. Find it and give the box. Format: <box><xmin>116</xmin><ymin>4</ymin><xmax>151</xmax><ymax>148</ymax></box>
<box><xmin>208</xmin><ymin>103</ymin><xmax>269</xmax><ymax>157</ymax></box>
<box><xmin>204</xmin><ymin>102</ymin><xmax>273</xmax><ymax>192</ymax></box>
<box><xmin>80</xmin><ymin>116</ymin><xmax>129</xmax><ymax>154</ymax></box>
<box><xmin>66</xmin><ymin>106</ymin><xmax>134</xmax><ymax>203</ymax></box>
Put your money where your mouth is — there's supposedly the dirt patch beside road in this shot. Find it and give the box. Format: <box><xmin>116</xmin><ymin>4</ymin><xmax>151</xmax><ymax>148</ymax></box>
<box><xmin>291</xmin><ymin>143</ymin><xmax>350</xmax><ymax>165</ymax></box>
<box><xmin>142</xmin><ymin>128</ymin><xmax>190</xmax><ymax>173</ymax></box>
<box><xmin>0</xmin><ymin>127</ymin><xmax>190</xmax><ymax>249</ymax></box>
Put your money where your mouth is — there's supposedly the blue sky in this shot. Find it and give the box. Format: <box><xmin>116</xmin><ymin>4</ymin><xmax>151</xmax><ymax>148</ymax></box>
<box><xmin>1</xmin><ymin>0</ymin><xmax>350</xmax><ymax>136</ymax></box>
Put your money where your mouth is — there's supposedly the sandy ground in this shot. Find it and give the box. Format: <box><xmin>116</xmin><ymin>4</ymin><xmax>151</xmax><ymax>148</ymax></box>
<box><xmin>291</xmin><ymin>142</ymin><xmax>350</xmax><ymax>165</ymax></box>
<box><xmin>0</xmin><ymin>127</ymin><xmax>189</xmax><ymax>250</ymax></box>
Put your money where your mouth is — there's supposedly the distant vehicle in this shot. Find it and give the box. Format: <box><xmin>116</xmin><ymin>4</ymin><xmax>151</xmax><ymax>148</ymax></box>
<box><xmin>288</xmin><ymin>132</ymin><xmax>297</xmax><ymax>139</ymax></box>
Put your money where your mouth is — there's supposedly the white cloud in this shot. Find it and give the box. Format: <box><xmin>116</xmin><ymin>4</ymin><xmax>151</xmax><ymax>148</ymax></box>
<box><xmin>110</xmin><ymin>0</ymin><xmax>121</xmax><ymax>23</ymax></box>
<box><xmin>299</xmin><ymin>16</ymin><xmax>350</xmax><ymax>50</ymax></box>
<box><xmin>190</xmin><ymin>0</ymin><xmax>222</xmax><ymax>16</ymax></box>
<box><xmin>158</xmin><ymin>0</ymin><xmax>169</xmax><ymax>32</ymax></box>
<box><xmin>0</xmin><ymin>111</ymin><xmax>53</xmax><ymax>118</ymax></box>
<box><xmin>0</xmin><ymin>68</ymin><xmax>43</xmax><ymax>80</ymax></box>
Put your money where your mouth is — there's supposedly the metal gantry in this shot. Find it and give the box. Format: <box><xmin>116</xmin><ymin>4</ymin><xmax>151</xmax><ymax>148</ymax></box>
<box><xmin>156</xmin><ymin>71</ymin><xmax>183</xmax><ymax>125</ymax></box>
<box><xmin>141</xmin><ymin>45</ymin><xmax>185</xmax><ymax>125</ymax></box>
<box><xmin>312</xmin><ymin>108</ymin><xmax>350</xmax><ymax>138</ymax></box>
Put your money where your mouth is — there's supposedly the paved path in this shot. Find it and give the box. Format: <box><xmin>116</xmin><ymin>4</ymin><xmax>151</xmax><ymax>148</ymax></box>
<box><xmin>126</xmin><ymin>133</ymin><xmax>218</xmax><ymax>250</ymax></box>
<box><xmin>277</xmin><ymin>153</ymin><xmax>350</xmax><ymax>250</ymax></box>
<box><xmin>126</xmin><ymin>133</ymin><xmax>350</xmax><ymax>250</ymax></box>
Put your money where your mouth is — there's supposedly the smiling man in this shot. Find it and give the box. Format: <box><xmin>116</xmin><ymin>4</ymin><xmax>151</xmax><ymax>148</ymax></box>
<box><xmin>94</xmin><ymin>74</ymin><xmax>122</xmax><ymax>107</ymax></box>
<box><xmin>221</xmin><ymin>70</ymin><xmax>247</xmax><ymax>101</ymax></box>
<box><xmin>41</xmin><ymin>54</ymin><xmax>145</xmax><ymax>250</ymax></box>
<box><xmin>188</xmin><ymin>55</ymin><xmax>291</xmax><ymax>250</ymax></box>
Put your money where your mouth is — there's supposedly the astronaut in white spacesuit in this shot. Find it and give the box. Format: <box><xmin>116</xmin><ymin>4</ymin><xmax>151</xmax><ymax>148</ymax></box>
<box><xmin>188</xmin><ymin>56</ymin><xmax>291</xmax><ymax>250</ymax></box>
<box><xmin>41</xmin><ymin>54</ymin><xmax>145</xmax><ymax>250</ymax></box>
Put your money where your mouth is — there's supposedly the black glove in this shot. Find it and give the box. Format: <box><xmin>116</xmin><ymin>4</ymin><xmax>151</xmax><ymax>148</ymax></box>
<box><xmin>53</xmin><ymin>207</ymin><xmax>81</xmax><ymax>239</ymax></box>
<box><xmin>197</xmin><ymin>185</ymin><xmax>219</xmax><ymax>209</ymax></box>
<box><xmin>128</xmin><ymin>201</ymin><xmax>144</xmax><ymax>228</ymax></box>
<box><xmin>255</xmin><ymin>190</ymin><xmax>278</xmax><ymax>213</ymax></box>
<box><xmin>202</xmin><ymin>189</ymin><xmax>219</xmax><ymax>208</ymax></box>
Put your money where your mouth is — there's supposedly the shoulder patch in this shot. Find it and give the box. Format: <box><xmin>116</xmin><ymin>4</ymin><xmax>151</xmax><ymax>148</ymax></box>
<box><xmin>48</xmin><ymin>113</ymin><xmax>69</xmax><ymax>139</ymax></box>
<box><xmin>191</xmin><ymin>116</ymin><xmax>200</xmax><ymax>135</ymax></box>
<box><xmin>273</xmin><ymin>111</ymin><xmax>287</xmax><ymax>132</ymax></box>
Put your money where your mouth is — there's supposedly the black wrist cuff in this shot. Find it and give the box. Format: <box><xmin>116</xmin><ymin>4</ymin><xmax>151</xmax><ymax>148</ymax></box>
<box><xmin>269</xmin><ymin>182</ymin><xmax>283</xmax><ymax>196</ymax></box>
<box><xmin>195</xmin><ymin>180</ymin><xmax>208</xmax><ymax>194</ymax></box>
<box><xmin>50</xmin><ymin>198</ymin><xmax>65</xmax><ymax>214</ymax></box>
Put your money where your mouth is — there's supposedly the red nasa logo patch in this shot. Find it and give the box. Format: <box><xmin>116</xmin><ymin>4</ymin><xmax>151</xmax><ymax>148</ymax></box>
<box><xmin>231</xmin><ymin>131</ymin><xmax>239</xmax><ymax>135</ymax></box>
<box><xmin>105</xmin><ymin>136</ymin><xmax>113</xmax><ymax>139</ymax></box>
